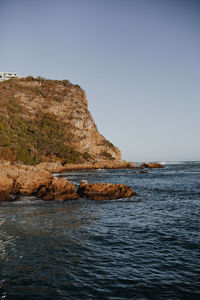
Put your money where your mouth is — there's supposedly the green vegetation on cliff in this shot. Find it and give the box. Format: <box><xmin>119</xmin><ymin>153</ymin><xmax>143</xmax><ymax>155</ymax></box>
<box><xmin>0</xmin><ymin>111</ymin><xmax>81</xmax><ymax>165</ymax></box>
<box><xmin>0</xmin><ymin>76</ymin><xmax>121</xmax><ymax>164</ymax></box>
<box><xmin>0</xmin><ymin>78</ymin><xmax>83</xmax><ymax>164</ymax></box>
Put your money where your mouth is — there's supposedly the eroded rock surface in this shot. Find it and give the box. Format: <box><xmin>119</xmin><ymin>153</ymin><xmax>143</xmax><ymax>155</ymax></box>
<box><xmin>37</xmin><ymin>177</ymin><xmax>78</xmax><ymax>201</ymax></box>
<box><xmin>0</xmin><ymin>174</ymin><xmax>13</xmax><ymax>192</ymax></box>
<box><xmin>141</xmin><ymin>163</ymin><xmax>163</xmax><ymax>169</ymax></box>
<box><xmin>0</xmin><ymin>162</ymin><xmax>138</xmax><ymax>202</ymax></box>
<box><xmin>0</xmin><ymin>191</ymin><xmax>13</xmax><ymax>202</ymax></box>
<box><xmin>15</xmin><ymin>170</ymin><xmax>53</xmax><ymax>195</ymax></box>
<box><xmin>77</xmin><ymin>181</ymin><xmax>136</xmax><ymax>200</ymax></box>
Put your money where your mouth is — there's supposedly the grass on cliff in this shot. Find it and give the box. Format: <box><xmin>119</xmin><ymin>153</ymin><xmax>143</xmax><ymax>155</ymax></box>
<box><xmin>0</xmin><ymin>76</ymin><xmax>116</xmax><ymax>164</ymax></box>
<box><xmin>0</xmin><ymin>109</ymin><xmax>82</xmax><ymax>165</ymax></box>
<box><xmin>0</xmin><ymin>78</ymin><xmax>84</xmax><ymax>164</ymax></box>
<box><xmin>22</xmin><ymin>75</ymin><xmax>81</xmax><ymax>89</ymax></box>
<box><xmin>0</xmin><ymin>76</ymin><xmax>82</xmax><ymax>108</ymax></box>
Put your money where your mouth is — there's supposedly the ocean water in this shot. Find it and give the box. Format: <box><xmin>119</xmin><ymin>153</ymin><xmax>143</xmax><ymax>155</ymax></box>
<box><xmin>0</xmin><ymin>162</ymin><xmax>199</xmax><ymax>300</ymax></box>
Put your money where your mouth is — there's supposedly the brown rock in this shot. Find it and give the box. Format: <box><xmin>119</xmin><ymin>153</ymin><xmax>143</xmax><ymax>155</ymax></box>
<box><xmin>43</xmin><ymin>193</ymin><xmax>54</xmax><ymax>201</ymax></box>
<box><xmin>52</xmin><ymin>177</ymin><xmax>78</xmax><ymax>200</ymax></box>
<box><xmin>37</xmin><ymin>177</ymin><xmax>78</xmax><ymax>201</ymax></box>
<box><xmin>140</xmin><ymin>163</ymin><xmax>149</xmax><ymax>168</ymax></box>
<box><xmin>147</xmin><ymin>163</ymin><xmax>163</xmax><ymax>168</ymax></box>
<box><xmin>15</xmin><ymin>170</ymin><xmax>53</xmax><ymax>195</ymax></box>
<box><xmin>11</xmin><ymin>181</ymin><xmax>21</xmax><ymax>194</ymax></box>
<box><xmin>0</xmin><ymin>163</ymin><xmax>53</xmax><ymax>195</ymax></box>
<box><xmin>127</xmin><ymin>162</ymin><xmax>135</xmax><ymax>168</ymax></box>
<box><xmin>0</xmin><ymin>174</ymin><xmax>13</xmax><ymax>192</ymax></box>
<box><xmin>77</xmin><ymin>181</ymin><xmax>136</xmax><ymax>200</ymax></box>
<box><xmin>0</xmin><ymin>191</ymin><xmax>13</xmax><ymax>202</ymax></box>
<box><xmin>36</xmin><ymin>162</ymin><xmax>65</xmax><ymax>173</ymax></box>
<box><xmin>140</xmin><ymin>162</ymin><xmax>163</xmax><ymax>169</ymax></box>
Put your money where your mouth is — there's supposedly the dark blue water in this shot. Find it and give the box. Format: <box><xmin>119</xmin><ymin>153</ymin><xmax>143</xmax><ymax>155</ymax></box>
<box><xmin>0</xmin><ymin>162</ymin><xmax>200</xmax><ymax>299</ymax></box>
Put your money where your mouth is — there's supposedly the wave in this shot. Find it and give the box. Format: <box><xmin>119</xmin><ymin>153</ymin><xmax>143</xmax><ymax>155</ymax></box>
<box><xmin>160</xmin><ymin>161</ymin><xmax>200</xmax><ymax>165</ymax></box>
<box><xmin>160</xmin><ymin>161</ymin><xmax>186</xmax><ymax>165</ymax></box>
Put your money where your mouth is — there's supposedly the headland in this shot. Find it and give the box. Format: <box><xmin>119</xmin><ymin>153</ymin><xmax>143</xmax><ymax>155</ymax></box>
<box><xmin>0</xmin><ymin>76</ymin><xmax>163</xmax><ymax>201</ymax></box>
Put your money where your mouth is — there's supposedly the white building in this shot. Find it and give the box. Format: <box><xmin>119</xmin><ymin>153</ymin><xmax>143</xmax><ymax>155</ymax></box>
<box><xmin>0</xmin><ymin>72</ymin><xmax>19</xmax><ymax>82</ymax></box>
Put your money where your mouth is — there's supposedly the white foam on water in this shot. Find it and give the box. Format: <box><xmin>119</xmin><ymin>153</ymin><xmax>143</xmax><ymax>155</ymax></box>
<box><xmin>159</xmin><ymin>161</ymin><xmax>184</xmax><ymax>165</ymax></box>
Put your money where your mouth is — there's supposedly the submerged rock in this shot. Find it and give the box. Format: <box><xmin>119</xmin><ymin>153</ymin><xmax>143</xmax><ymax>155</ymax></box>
<box><xmin>77</xmin><ymin>181</ymin><xmax>137</xmax><ymax>200</ymax></box>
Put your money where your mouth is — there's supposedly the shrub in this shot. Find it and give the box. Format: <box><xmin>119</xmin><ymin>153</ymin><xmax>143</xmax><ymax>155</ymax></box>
<box><xmin>35</xmin><ymin>88</ymin><xmax>47</xmax><ymax>98</ymax></box>
<box><xmin>0</xmin><ymin>78</ymin><xmax>89</xmax><ymax>165</ymax></box>
<box><xmin>82</xmin><ymin>151</ymin><xmax>91</xmax><ymax>160</ymax></box>
<box><xmin>25</xmin><ymin>76</ymin><xmax>35</xmax><ymax>82</ymax></box>
<box><xmin>36</xmin><ymin>76</ymin><xmax>45</xmax><ymax>82</ymax></box>
<box><xmin>100</xmin><ymin>151</ymin><xmax>114</xmax><ymax>160</ymax></box>
<box><xmin>0</xmin><ymin>147</ymin><xmax>14</xmax><ymax>161</ymax></box>
<box><xmin>62</xmin><ymin>79</ymin><xmax>72</xmax><ymax>87</ymax></box>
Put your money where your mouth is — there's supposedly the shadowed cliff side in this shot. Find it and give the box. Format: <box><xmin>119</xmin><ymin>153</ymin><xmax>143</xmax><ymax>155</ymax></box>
<box><xmin>0</xmin><ymin>76</ymin><xmax>121</xmax><ymax>165</ymax></box>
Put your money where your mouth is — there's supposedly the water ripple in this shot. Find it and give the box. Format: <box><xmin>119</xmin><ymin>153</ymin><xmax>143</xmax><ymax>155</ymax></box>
<box><xmin>0</xmin><ymin>162</ymin><xmax>200</xmax><ymax>299</ymax></box>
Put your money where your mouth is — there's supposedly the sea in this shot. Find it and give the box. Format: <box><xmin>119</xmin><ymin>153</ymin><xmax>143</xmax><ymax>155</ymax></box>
<box><xmin>0</xmin><ymin>161</ymin><xmax>199</xmax><ymax>300</ymax></box>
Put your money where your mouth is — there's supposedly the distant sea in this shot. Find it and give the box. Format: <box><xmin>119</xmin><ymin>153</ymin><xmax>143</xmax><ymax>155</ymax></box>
<box><xmin>0</xmin><ymin>161</ymin><xmax>199</xmax><ymax>299</ymax></box>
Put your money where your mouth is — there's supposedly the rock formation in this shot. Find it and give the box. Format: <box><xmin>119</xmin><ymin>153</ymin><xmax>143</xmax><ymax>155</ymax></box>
<box><xmin>0</xmin><ymin>191</ymin><xmax>13</xmax><ymax>202</ymax></box>
<box><xmin>0</xmin><ymin>163</ymin><xmax>78</xmax><ymax>201</ymax></box>
<box><xmin>0</xmin><ymin>77</ymin><xmax>121</xmax><ymax>165</ymax></box>
<box><xmin>140</xmin><ymin>163</ymin><xmax>163</xmax><ymax>168</ymax></box>
<box><xmin>0</xmin><ymin>163</ymin><xmax>137</xmax><ymax>202</ymax></box>
<box><xmin>0</xmin><ymin>77</ymin><xmax>164</xmax><ymax>203</ymax></box>
<box><xmin>37</xmin><ymin>177</ymin><xmax>78</xmax><ymax>201</ymax></box>
<box><xmin>77</xmin><ymin>180</ymin><xmax>136</xmax><ymax>200</ymax></box>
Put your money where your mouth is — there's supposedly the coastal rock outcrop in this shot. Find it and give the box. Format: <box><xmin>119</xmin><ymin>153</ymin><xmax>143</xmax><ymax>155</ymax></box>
<box><xmin>0</xmin><ymin>174</ymin><xmax>13</xmax><ymax>192</ymax></box>
<box><xmin>0</xmin><ymin>166</ymin><xmax>52</xmax><ymax>195</ymax></box>
<box><xmin>0</xmin><ymin>162</ymin><xmax>136</xmax><ymax>202</ymax></box>
<box><xmin>35</xmin><ymin>160</ymin><xmax>136</xmax><ymax>173</ymax></box>
<box><xmin>0</xmin><ymin>162</ymin><xmax>79</xmax><ymax>201</ymax></box>
<box><xmin>77</xmin><ymin>181</ymin><xmax>136</xmax><ymax>200</ymax></box>
<box><xmin>14</xmin><ymin>170</ymin><xmax>53</xmax><ymax>195</ymax></box>
<box><xmin>141</xmin><ymin>163</ymin><xmax>163</xmax><ymax>169</ymax></box>
<box><xmin>37</xmin><ymin>177</ymin><xmax>78</xmax><ymax>201</ymax></box>
<box><xmin>0</xmin><ymin>172</ymin><xmax>19</xmax><ymax>201</ymax></box>
<box><xmin>0</xmin><ymin>191</ymin><xmax>13</xmax><ymax>202</ymax></box>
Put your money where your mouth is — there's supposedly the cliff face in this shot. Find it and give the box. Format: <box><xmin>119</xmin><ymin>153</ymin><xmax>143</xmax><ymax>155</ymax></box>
<box><xmin>0</xmin><ymin>77</ymin><xmax>121</xmax><ymax>164</ymax></box>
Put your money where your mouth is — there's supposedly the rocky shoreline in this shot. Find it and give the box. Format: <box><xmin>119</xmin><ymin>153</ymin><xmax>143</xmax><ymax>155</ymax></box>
<box><xmin>0</xmin><ymin>77</ymin><xmax>164</xmax><ymax>202</ymax></box>
<box><xmin>0</xmin><ymin>160</ymin><xmax>163</xmax><ymax>202</ymax></box>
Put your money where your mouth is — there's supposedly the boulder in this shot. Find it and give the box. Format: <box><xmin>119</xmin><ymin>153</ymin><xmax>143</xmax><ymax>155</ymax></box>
<box><xmin>127</xmin><ymin>162</ymin><xmax>135</xmax><ymax>168</ymax></box>
<box><xmin>0</xmin><ymin>191</ymin><xmax>13</xmax><ymax>202</ymax></box>
<box><xmin>141</xmin><ymin>162</ymin><xmax>163</xmax><ymax>169</ymax></box>
<box><xmin>146</xmin><ymin>163</ymin><xmax>163</xmax><ymax>168</ymax></box>
<box><xmin>15</xmin><ymin>170</ymin><xmax>53</xmax><ymax>195</ymax></box>
<box><xmin>0</xmin><ymin>163</ymin><xmax>53</xmax><ymax>195</ymax></box>
<box><xmin>37</xmin><ymin>177</ymin><xmax>78</xmax><ymax>201</ymax></box>
<box><xmin>0</xmin><ymin>174</ymin><xmax>13</xmax><ymax>192</ymax></box>
<box><xmin>77</xmin><ymin>181</ymin><xmax>136</xmax><ymax>200</ymax></box>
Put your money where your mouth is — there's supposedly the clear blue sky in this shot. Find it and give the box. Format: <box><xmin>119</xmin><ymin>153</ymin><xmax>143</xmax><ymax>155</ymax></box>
<box><xmin>1</xmin><ymin>0</ymin><xmax>200</xmax><ymax>162</ymax></box>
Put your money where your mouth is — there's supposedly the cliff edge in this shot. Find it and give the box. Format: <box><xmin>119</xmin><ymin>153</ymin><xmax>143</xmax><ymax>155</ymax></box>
<box><xmin>0</xmin><ymin>76</ymin><xmax>121</xmax><ymax>165</ymax></box>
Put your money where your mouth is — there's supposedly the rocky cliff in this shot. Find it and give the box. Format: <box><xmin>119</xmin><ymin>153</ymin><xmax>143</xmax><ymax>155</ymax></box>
<box><xmin>0</xmin><ymin>76</ymin><xmax>121</xmax><ymax>164</ymax></box>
